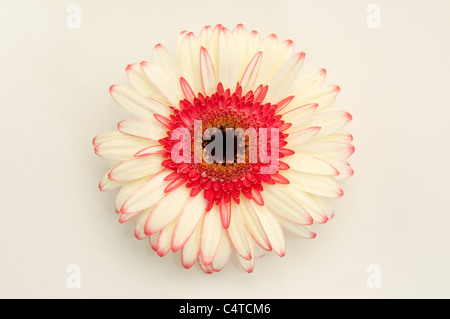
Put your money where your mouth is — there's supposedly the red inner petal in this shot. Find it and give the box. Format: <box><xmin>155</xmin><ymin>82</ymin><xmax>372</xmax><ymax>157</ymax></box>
<box><xmin>159</xmin><ymin>83</ymin><xmax>293</xmax><ymax>211</ymax></box>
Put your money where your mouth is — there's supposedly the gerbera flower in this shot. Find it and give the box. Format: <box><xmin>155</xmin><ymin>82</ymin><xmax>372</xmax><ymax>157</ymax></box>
<box><xmin>93</xmin><ymin>24</ymin><xmax>354</xmax><ymax>273</ymax></box>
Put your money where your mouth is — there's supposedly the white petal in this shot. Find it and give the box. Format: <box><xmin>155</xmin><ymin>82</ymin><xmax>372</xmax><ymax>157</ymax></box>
<box><xmin>176</xmin><ymin>32</ymin><xmax>202</xmax><ymax>94</ymax></box>
<box><xmin>98</xmin><ymin>170</ymin><xmax>124</xmax><ymax>191</ymax></box>
<box><xmin>118</xmin><ymin>119</ymin><xmax>167</xmax><ymax>141</ymax></box>
<box><xmin>247</xmin><ymin>30</ymin><xmax>261</xmax><ymax>63</ymax></box>
<box><xmin>276</xmin><ymin>216</ymin><xmax>316</xmax><ymax>239</ymax></box>
<box><xmin>232</xmin><ymin>24</ymin><xmax>250</xmax><ymax>78</ymax></box>
<box><xmin>205</xmin><ymin>25</ymin><xmax>220</xmax><ymax>77</ymax></box>
<box><xmin>93</xmin><ymin>131</ymin><xmax>125</xmax><ymax>147</ymax></box>
<box><xmin>235</xmin><ymin>232</ymin><xmax>256</xmax><ymax>273</ymax></box>
<box><xmin>226</xmin><ymin>202</ymin><xmax>252</xmax><ymax>260</ymax></box>
<box><xmin>292</xmin><ymin>143</ymin><xmax>354</xmax><ymax>180</ymax></box>
<box><xmin>140</xmin><ymin>62</ymin><xmax>183</xmax><ymax>108</ymax></box>
<box><xmin>279</xmin><ymin>102</ymin><xmax>318</xmax><ymax>120</ymax></box>
<box><xmin>200</xmin><ymin>47</ymin><xmax>217</xmax><ymax>96</ymax></box>
<box><xmin>252</xmin><ymin>239</ymin><xmax>266</xmax><ymax>258</ymax></box>
<box><xmin>282</xmin><ymin>152</ymin><xmax>339</xmax><ymax>176</ymax></box>
<box><xmin>298</xmin><ymin>141</ymin><xmax>355</xmax><ymax>160</ymax></box>
<box><xmin>176</xmin><ymin>30</ymin><xmax>188</xmax><ymax>57</ymax></box>
<box><xmin>156</xmin><ymin>219</ymin><xmax>177</xmax><ymax>257</ymax></box>
<box><xmin>114</xmin><ymin>177</ymin><xmax>150</xmax><ymax>213</ymax></box>
<box><xmin>290</xmin><ymin>85</ymin><xmax>340</xmax><ymax>111</ymax></box>
<box><xmin>118</xmin><ymin>211</ymin><xmax>140</xmax><ymax>223</ymax></box>
<box><xmin>311</xmin><ymin>195</ymin><xmax>335</xmax><ymax>220</ymax></box>
<box><xmin>200</xmin><ymin>205</ymin><xmax>222</xmax><ymax>266</ymax></box>
<box><xmin>152</xmin><ymin>44</ymin><xmax>179</xmax><ymax>77</ymax></box>
<box><xmin>121</xmin><ymin>170</ymin><xmax>170</xmax><ymax>213</ymax></box>
<box><xmin>272</xmin><ymin>39</ymin><xmax>294</xmax><ymax>73</ymax></box>
<box><xmin>199</xmin><ymin>25</ymin><xmax>213</xmax><ymax>49</ymax></box>
<box><xmin>283</xmin><ymin>170</ymin><xmax>343</xmax><ymax>198</ymax></box>
<box><xmin>125</xmin><ymin>63</ymin><xmax>168</xmax><ymax>103</ymax></box>
<box><xmin>108</xmin><ymin>155</ymin><xmax>163</xmax><ymax>181</ymax></box>
<box><xmin>134</xmin><ymin>145</ymin><xmax>165</xmax><ymax>157</ymax></box>
<box><xmin>266</xmin><ymin>52</ymin><xmax>305</xmax><ymax>103</ymax></box>
<box><xmin>211</xmin><ymin>230</ymin><xmax>232</xmax><ymax>272</ymax></box>
<box><xmin>275</xmin><ymin>95</ymin><xmax>295</xmax><ymax>113</ymax></box>
<box><xmin>279</xmin><ymin>184</ymin><xmax>328</xmax><ymax>223</ymax></box>
<box><xmin>198</xmin><ymin>256</ymin><xmax>214</xmax><ymax>274</ymax></box>
<box><xmin>255</xmin><ymin>34</ymin><xmax>279</xmax><ymax>85</ymax></box>
<box><xmin>287</xmin><ymin>68</ymin><xmax>327</xmax><ymax>96</ymax></box>
<box><xmin>149</xmin><ymin>232</ymin><xmax>159</xmax><ymax>251</ymax></box>
<box><xmin>240</xmin><ymin>51</ymin><xmax>263</xmax><ymax>94</ymax></box>
<box><xmin>263</xmin><ymin>184</ymin><xmax>313</xmax><ymax>225</ymax></box>
<box><xmin>239</xmin><ymin>198</ymin><xmax>271</xmax><ymax>251</ymax></box>
<box><xmin>94</xmin><ymin>137</ymin><xmax>154</xmax><ymax>161</ymax></box>
<box><xmin>288</xmin><ymin>110</ymin><xmax>352</xmax><ymax>138</ymax></box>
<box><xmin>218</xmin><ymin>26</ymin><xmax>239</xmax><ymax>89</ymax></box>
<box><xmin>181</xmin><ymin>218</ymin><xmax>203</xmax><ymax>269</ymax></box>
<box><xmin>171</xmin><ymin>194</ymin><xmax>207</xmax><ymax>252</ymax></box>
<box><xmin>319</xmin><ymin>157</ymin><xmax>354</xmax><ymax>180</ymax></box>
<box><xmin>144</xmin><ymin>186</ymin><xmax>190</xmax><ymax>235</ymax></box>
<box><xmin>248</xmin><ymin>201</ymin><xmax>286</xmax><ymax>257</ymax></box>
<box><xmin>179</xmin><ymin>77</ymin><xmax>196</xmax><ymax>102</ymax></box>
<box><xmin>134</xmin><ymin>208</ymin><xmax>152</xmax><ymax>239</ymax></box>
<box><xmin>285</xmin><ymin>126</ymin><xmax>321</xmax><ymax>147</ymax></box>
<box><xmin>315</xmin><ymin>130</ymin><xmax>353</xmax><ymax>143</ymax></box>
<box><xmin>110</xmin><ymin>85</ymin><xmax>171</xmax><ymax>119</ymax></box>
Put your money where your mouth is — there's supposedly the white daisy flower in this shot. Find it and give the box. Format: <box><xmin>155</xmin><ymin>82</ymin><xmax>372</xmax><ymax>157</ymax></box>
<box><xmin>93</xmin><ymin>24</ymin><xmax>354</xmax><ymax>273</ymax></box>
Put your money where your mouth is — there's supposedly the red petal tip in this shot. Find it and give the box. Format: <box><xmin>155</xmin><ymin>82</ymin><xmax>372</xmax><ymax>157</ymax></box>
<box><xmin>346</xmin><ymin>112</ymin><xmax>353</xmax><ymax>123</ymax></box>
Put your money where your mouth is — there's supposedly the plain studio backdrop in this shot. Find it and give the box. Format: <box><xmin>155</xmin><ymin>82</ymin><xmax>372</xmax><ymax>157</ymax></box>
<box><xmin>0</xmin><ymin>0</ymin><xmax>449</xmax><ymax>299</ymax></box>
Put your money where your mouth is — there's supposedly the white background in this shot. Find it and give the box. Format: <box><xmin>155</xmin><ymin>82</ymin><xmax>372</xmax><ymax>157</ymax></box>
<box><xmin>1</xmin><ymin>0</ymin><xmax>449</xmax><ymax>298</ymax></box>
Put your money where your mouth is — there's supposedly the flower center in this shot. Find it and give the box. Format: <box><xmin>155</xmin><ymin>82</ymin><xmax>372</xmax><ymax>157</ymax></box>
<box><xmin>158</xmin><ymin>83</ymin><xmax>292</xmax><ymax>211</ymax></box>
<box><xmin>198</xmin><ymin>109</ymin><xmax>252</xmax><ymax>181</ymax></box>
